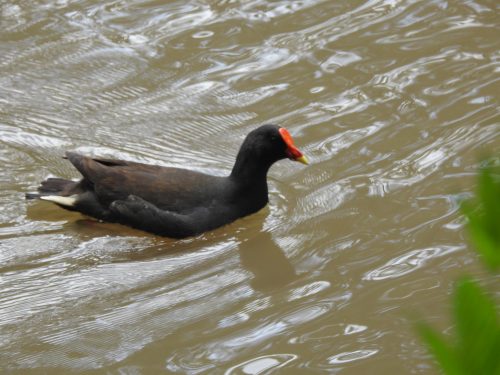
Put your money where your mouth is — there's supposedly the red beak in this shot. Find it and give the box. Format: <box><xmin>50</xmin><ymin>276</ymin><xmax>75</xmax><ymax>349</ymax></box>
<box><xmin>279</xmin><ymin>128</ymin><xmax>309</xmax><ymax>165</ymax></box>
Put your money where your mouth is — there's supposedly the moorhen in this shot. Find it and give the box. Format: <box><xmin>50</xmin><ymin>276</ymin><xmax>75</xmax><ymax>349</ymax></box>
<box><xmin>26</xmin><ymin>124</ymin><xmax>308</xmax><ymax>238</ymax></box>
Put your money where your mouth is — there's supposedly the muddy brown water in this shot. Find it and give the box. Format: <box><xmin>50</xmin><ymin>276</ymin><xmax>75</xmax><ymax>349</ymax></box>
<box><xmin>1</xmin><ymin>1</ymin><xmax>499</xmax><ymax>374</ymax></box>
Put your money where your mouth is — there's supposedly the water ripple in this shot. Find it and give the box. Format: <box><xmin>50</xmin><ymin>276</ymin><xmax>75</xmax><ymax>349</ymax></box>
<box><xmin>1</xmin><ymin>0</ymin><xmax>499</xmax><ymax>372</ymax></box>
<box><xmin>327</xmin><ymin>349</ymin><xmax>378</xmax><ymax>364</ymax></box>
<box><xmin>225</xmin><ymin>354</ymin><xmax>298</xmax><ymax>375</ymax></box>
<box><xmin>363</xmin><ymin>245</ymin><xmax>464</xmax><ymax>281</ymax></box>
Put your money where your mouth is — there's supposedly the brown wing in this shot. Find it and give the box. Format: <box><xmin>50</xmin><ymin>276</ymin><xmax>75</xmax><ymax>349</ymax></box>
<box><xmin>65</xmin><ymin>152</ymin><xmax>223</xmax><ymax>212</ymax></box>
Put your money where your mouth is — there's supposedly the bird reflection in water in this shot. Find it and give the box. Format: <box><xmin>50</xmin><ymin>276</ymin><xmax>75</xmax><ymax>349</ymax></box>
<box><xmin>237</xmin><ymin>228</ymin><xmax>297</xmax><ymax>293</ymax></box>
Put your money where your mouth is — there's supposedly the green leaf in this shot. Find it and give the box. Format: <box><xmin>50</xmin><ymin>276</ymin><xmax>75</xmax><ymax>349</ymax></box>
<box><xmin>477</xmin><ymin>166</ymin><xmax>500</xmax><ymax>239</ymax></box>
<box><xmin>454</xmin><ymin>277</ymin><xmax>500</xmax><ymax>375</ymax></box>
<box><xmin>417</xmin><ymin>321</ymin><xmax>462</xmax><ymax>375</ymax></box>
<box><xmin>418</xmin><ymin>160</ymin><xmax>500</xmax><ymax>375</ymax></box>
<box><xmin>461</xmin><ymin>164</ymin><xmax>500</xmax><ymax>271</ymax></box>
<box><xmin>463</xmin><ymin>204</ymin><xmax>500</xmax><ymax>270</ymax></box>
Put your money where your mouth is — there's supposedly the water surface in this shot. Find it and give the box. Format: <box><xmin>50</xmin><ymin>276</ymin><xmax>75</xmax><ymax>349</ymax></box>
<box><xmin>1</xmin><ymin>0</ymin><xmax>499</xmax><ymax>373</ymax></box>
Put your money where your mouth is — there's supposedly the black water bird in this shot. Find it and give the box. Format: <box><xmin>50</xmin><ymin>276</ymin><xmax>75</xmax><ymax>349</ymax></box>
<box><xmin>26</xmin><ymin>124</ymin><xmax>308</xmax><ymax>238</ymax></box>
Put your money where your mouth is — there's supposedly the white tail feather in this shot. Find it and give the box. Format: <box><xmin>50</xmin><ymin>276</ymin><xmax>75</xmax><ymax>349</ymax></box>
<box><xmin>40</xmin><ymin>195</ymin><xmax>77</xmax><ymax>207</ymax></box>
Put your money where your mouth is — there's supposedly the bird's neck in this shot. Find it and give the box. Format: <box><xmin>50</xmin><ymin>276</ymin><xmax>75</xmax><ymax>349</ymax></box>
<box><xmin>229</xmin><ymin>153</ymin><xmax>270</xmax><ymax>212</ymax></box>
<box><xmin>229</xmin><ymin>150</ymin><xmax>272</xmax><ymax>186</ymax></box>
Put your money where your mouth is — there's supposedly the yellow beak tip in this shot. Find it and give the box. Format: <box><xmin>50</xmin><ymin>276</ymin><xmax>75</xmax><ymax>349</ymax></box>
<box><xmin>296</xmin><ymin>155</ymin><xmax>309</xmax><ymax>165</ymax></box>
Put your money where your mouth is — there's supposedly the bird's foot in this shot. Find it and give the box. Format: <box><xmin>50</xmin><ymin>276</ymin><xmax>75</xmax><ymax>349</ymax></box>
<box><xmin>110</xmin><ymin>195</ymin><xmax>158</xmax><ymax>217</ymax></box>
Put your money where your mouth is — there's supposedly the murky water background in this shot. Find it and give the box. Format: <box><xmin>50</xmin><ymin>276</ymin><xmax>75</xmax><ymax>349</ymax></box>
<box><xmin>1</xmin><ymin>0</ymin><xmax>499</xmax><ymax>373</ymax></box>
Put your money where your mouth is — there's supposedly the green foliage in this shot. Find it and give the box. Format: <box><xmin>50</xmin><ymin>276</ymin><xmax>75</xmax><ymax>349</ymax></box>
<box><xmin>418</xmin><ymin>278</ymin><xmax>500</xmax><ymax>375</ymax></box>
<box><xmin>417</xmin><ymin>321</ymin><xmax>462</xmax><ymax>375</ymax></box>
<box><xmin>454</xmin><ymin>278</ymin><xmax>500</xmax><ymax>375</ymax></box>
<box><xmin>461</xmin><ymin>165</ymin><xmax>500</xmax><ymax>271</ymax></box>
<box><xmin>418</xmin><ymin>163</ymin><xmax>500</xmax><ymax>375</ymax></box>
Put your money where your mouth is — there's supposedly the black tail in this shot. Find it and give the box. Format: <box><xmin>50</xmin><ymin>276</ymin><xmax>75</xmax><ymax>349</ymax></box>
<box><xmin>39</xmin><ymin>178</ymin><xmax>74</xmax><ymax>194</ymax></box>
<box><xmin>25</xmin><ymin>178</ymin><xmax>78</xmax><ymax>200</ymax></box>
